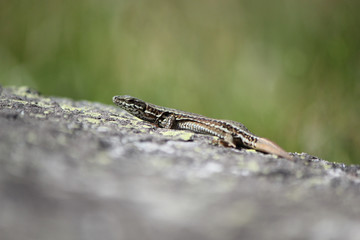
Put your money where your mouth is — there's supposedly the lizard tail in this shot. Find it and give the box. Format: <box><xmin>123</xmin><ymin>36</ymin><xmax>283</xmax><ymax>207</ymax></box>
<box><xmin>254</xmin><ymin>137</ymin><xmax>293</xmax><ymax>160</ymax></box>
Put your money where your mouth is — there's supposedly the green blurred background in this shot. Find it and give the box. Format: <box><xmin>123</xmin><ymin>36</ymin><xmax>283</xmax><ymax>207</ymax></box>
<box><xmin>1</xmin><ymin>0</ymin><xmax>359</xmax><ymax>164</ymax></box>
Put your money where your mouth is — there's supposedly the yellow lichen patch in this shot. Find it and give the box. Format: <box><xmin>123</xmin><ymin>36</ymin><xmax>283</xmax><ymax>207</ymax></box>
<box><xmin>96</xmin><ymin>153</ymin><xmax>112</xmax><ymax>165</ymax></box>
<box><xmin>321</xmin><ymin>162</ymin><xmax>333</xmax><ymax>170</ymax></box>
<box><xmin>139</xmin><ymin>124</ymin><xmax>153</xmax><ymax>129</ymax></box>
<box><xmin>193</xmin><ymin>146</ymin><xmax>206</xmax><ymax>153</ymax></box>
<box><xmin>237</xmin><ymin>157</ymin><xmax>260</xmax><ymax>173</ymax></box>
<box><xmin>83</xmin><ymin>117</ymin><xmax>102</xmax><ymax>124</ymax></box>
<box><xmin>85</xmin><ymin>112</ymin><xmax>102</xmax><ymax>118</ymax></box>
<box><xmin>11</xmin><ymin>86</ymin><xmax>40</xmax><ymax>98</ymax></box>
<box><xmin>304</xmin><ymin>177</ymin><xmax>328</xmax><ymax>188</ymax></box>
<box><xmin>245</xmin><ymin>149</ymin><xmax>257</xmax><ymax>153</ymax></box>
<box><xmin>108</xmin><ymin>107</ymin><xmax>123</xmax><ymax>114</ymax></box>
<box><xmin>9</xmin><ymin>96</ymin><xmax>53</xmax><ymax>110</ymax></box>
<box><xmin>31</xmin><ymin>113</ymin><xmax>47</xmax><ymax>119</ymax></box>
<box><xmin>33</xmin><ymin>98</ymin><xmax>53</xmax><ymax>108</ymax></box>
<box><xmin>10</xmin><ymin>99</ymin><xmax>28</xmax><ymax>105</ymax></box>
<box><xmin>246</xmin><ymin>161</ymin><xmax>260</xmax><ymax>172</ymax></box>
<box><xmin>238</xmin><ymin>160</ymin><xmax>260</xmax><ymax>172</ymax></box>
<box><xmin>160</xmin><ymin>130</ymin><xmax>194</xmax><ymax>141</ymax></box>
<box><xmin>60</xmin><ymin>104</ymin><xmax>84</xmax><ymax>112</ymax></box>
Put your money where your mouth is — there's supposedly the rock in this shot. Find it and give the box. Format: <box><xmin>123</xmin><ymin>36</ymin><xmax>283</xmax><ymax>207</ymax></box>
<box><xmin>0</xmin><ymin>85</ymin><xmax>359</xmax><ymax>240</ymax></box>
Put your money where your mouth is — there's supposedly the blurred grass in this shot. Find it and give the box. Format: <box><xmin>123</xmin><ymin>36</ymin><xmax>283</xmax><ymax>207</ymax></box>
<box><xmin>1</xmin><ymin>0</ymin><xmax>359</xmax><ymax>164</ymax></box>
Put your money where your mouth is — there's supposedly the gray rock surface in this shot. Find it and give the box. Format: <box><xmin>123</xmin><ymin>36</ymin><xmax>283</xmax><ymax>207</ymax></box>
<box><xmin>0</xmin><ymin>85</ymin><xmax>359</xmax><ymax>240</ymax></box>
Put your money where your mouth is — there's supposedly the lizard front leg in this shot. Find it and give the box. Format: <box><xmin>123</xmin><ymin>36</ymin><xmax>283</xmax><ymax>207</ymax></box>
<box><xmin>157</xmin><ymin>113</ymin><xmax>176</xmax><ymax>129</ymax></box>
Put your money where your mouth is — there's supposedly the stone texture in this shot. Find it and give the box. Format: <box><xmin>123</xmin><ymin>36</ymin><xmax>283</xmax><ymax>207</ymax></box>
<box><xmin>0</xmin><ymin>85</ymin><xmax>359</xmax><ymax>240</ymax></box>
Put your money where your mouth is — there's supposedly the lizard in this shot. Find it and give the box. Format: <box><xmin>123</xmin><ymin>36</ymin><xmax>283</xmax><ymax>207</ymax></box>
<box><xmin>113</xmin><ymin>95</ymin><xmax>293</xmax><ymax>160</ymax></box>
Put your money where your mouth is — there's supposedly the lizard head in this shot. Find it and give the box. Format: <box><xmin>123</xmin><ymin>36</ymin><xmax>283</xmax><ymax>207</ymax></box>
<box><xmin>113</xmin><ymin>95</ymin><xmax>146</xmax><ymax>115</ymax></box>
